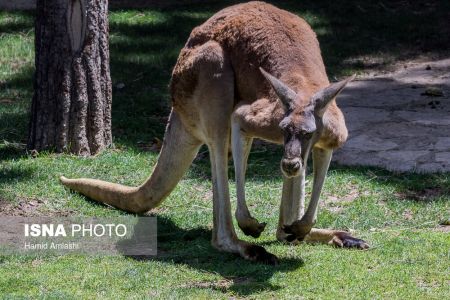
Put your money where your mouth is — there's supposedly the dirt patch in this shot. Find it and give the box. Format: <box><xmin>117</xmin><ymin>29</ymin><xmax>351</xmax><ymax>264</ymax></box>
<box><xmin>0</xmin><ymin>198</ymin><xmax>74</xmax><ymax>216</ymax></box>
<box><xmin>395</xmin><ymin>187</ymin><xmax>448</xmax><ymax>201</ymax></box>
<box><xmin>434</xmin><ymin>225</ymin><xmax>450</xmax><ymax>233</ymax></box>
<box><xmin>0</xmin><ymin>198</ymin><xmax>44</xmax><ymax>216</ymax></box>
<box><xmin>327</xmin><ymin>189</ymin><xmax>360</xmax><ymax>204</ymax></box>
<box><xmin>322</xmin><ymin>185</ymin><xmax>363</xmax><ymax>213</ymax></box>
<box><xmin>402</xmin><ymin>209</ymin><xmax>414</xmax><ymax>220</ymax></box>
<box><xmin>415</xmin><ymin>277</ymin><xmax>441</xmax><ymax>290</ymax></box>
<box><xmin>179</xmin><ymin>276</ymin><xmax>254</xmax><ymax>292</ymax></box>
<box><xmin>348</xmin><ymin>53</ymin><xmax>446</xmax><ymax>77</ymax></box>
<box><xmin>180</xmin><ymin>279</ymin><xmax>232</xmax><ymax>291</ymax></box>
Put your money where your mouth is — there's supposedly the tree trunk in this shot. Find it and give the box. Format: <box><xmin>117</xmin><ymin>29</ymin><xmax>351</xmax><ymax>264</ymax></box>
<box><xmin>28</xmin><ymin>0</ymin><xmax>112</xmax><ymax>156</ymax></box>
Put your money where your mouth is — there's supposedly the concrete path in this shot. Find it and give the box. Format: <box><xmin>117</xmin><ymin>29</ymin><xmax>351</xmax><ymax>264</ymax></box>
<box><xmin>333</xmin><ymin>59</ymin><xmax>450</xmax><ymax>173</ymax></box>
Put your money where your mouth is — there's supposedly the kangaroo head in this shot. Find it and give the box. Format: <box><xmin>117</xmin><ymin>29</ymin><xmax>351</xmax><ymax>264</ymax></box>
<box><xmin>260</xmin><ymin>68</ymin><xmax>354</xmax><ymax>177</ymax></box>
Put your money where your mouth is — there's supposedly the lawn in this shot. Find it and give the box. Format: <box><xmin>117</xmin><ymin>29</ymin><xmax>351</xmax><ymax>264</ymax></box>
<box><xmin>0</xmin><ymin>1</ymin><xmax>449</xmax><ymax>299</ymax></box>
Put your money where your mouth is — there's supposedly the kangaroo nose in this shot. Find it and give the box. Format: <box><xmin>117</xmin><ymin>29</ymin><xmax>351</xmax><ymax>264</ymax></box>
<box><xmin>281</xmin><ymin>158</ymin><xmax>302</xmax><ymax>176</ymax></box>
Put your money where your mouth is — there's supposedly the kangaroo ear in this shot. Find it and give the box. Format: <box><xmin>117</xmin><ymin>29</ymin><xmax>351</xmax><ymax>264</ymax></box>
<box><xmin>313</xmin><ymin>74</ymin><xmax>355</xmax><ymax>117</ymax></box>
<box><xmin>259</xmin><ymin>67</ymin><xmax>297</xmax><ymax>110</ymax></box>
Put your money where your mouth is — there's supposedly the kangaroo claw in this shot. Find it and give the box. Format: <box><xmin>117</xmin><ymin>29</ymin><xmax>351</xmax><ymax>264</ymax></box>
<box><xmin>332</xmin><ymin>232</ymin><xmax>370</xmax><ymax>249</ymax></box>
<box><xmin>244</xmin><ymin>244</ymin><xmax>279</xmax><ymax>265</ymax></box>
<box><xmin>238</xmin><ymin>217</ymin><xmax>266</xmax><ymax>238</ymax></box>
<box><xmin>282</xmin><ymin>220</ymin><xmax>314</xmax><ymax>241</ymax></box>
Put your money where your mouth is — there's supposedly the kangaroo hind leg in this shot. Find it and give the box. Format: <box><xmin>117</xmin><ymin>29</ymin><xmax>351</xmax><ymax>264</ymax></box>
<box><xmin>191</xmin><ymin>41</ymin><xmax>277</xmax><ymax>264</ymax></box>
<box><xmin>209</xmin><ymin>135</ymin><xmax>277</xmax><ymax>264</ymax></box>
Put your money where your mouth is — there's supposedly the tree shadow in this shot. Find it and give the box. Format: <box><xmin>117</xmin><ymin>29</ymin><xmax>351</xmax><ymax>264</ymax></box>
<box><xmin>109</xmin><ymin>0</ymin><xmax>450</xmax><ymax>76</ymax></box>
<box><xmin>0</xmin><ymin>163</ymin><xmax>35</xmax><ymax>188</ymax></box>
<box><xmin>0</xmin><ymin>65</ymin><xmax>33</xmax><ymax>160</ymax></box>
<box><xmin>2</xmin><ymin>2</ymin><xmax>449</xmax><ymax>150</ymax></box>
<box><xmin>107</xmin><ymin>11</ymin><xmax>206</xmax><ymax>147</ymax></box>
<box><xmin>277</xmin><ymin>0</ymin><xmax>450</xmax><ymax>75</ymax></box>
<box><xmin>0</xmin><ymin>11</ymin><xmax>34</xmax><ymax>34</ymax></box>
<box><xmin>0</xmin><ymin>142</ymin><xmax>27</xmax><ymax>161</ymax></box>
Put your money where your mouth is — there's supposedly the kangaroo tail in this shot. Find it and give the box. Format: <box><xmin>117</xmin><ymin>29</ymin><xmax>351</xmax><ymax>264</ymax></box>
<box><xmin>60</xmin><ymin>110</ymin><xmax>201</xmax><ymax>213</ymax></box>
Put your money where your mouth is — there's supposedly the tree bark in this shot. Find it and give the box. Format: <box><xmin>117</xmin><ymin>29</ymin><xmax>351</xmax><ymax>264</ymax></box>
<box><xmin>28</xmin><ymin>0</ymin><xmax>112</xmax><ymax>156</ymax></box>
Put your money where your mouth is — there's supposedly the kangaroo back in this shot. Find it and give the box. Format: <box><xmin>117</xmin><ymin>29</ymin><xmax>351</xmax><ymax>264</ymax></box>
<box><xmin>182</xmin><ymin>1</ymin><xmax>329</xmax><ymax>104</ymax></box>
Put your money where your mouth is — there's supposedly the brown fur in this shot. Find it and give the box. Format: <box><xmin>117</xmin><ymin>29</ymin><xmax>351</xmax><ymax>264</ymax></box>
<box><xmin>171</xmin><ymin>1</ymin><xmax>346</xmax><ymax>148</ymax></box>
<box><xmin>61</xmin><ymin>2</ymin><xmax>366</xmax><ymax>264</ymax></box>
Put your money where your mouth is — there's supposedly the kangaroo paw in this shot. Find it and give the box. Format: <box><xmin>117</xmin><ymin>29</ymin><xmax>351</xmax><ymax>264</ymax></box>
<box><xmin>282</xmin><ymin>219</ymin><xmax>314</xmax><ymax>241</ymax></box>
<box><xmin>237</xmin><ymin>217</ymin><xmax>266</xmax><ymax>238</ymax></box>
<box><xmin>331</xmin><ymin>231</ymin><xmax>369</xmax><ymax>249</ymax></box>
<box><xmin>243</xmin><ymin>244</ymin><xmax>279</xmax><ymax>265</ymax></box>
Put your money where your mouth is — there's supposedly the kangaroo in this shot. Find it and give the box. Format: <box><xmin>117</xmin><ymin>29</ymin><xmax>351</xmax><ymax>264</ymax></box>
<box><xmin>60</xmin><ymin>1</ymin><xmax>369</xmax><ymax>264</ymax></box>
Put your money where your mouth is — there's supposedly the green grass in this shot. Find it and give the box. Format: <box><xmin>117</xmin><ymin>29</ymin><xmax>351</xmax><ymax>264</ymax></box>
<box><xmin>1</xmin><ymin>1</ymin><xmax>449</xmax><ymax>299</ymax></box>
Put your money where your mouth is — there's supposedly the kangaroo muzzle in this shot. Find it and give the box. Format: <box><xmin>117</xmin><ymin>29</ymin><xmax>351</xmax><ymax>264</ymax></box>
<box><xmin>281</xmin><ymin>157</ymin><xmax>302</xmax><ymax>177</ymax></box>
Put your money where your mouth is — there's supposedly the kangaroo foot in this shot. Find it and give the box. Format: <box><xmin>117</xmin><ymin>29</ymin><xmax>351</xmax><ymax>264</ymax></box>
<box><xmin>213</xmin><ymin>240</ymin><xmax>278</xmax><ymax>265</ymax></box>
<box><xmin>282</xmin><ymin>219</ymin><xmax>314</xmax><ymax>242</ymax></box>
<box><xmin>237</xmin><ymin>216</ymin><xmax>266</xmax><ymax>238</ymax></box>
<box><xmin>330</xmin><ymin>231</ymin><xmax>369</xmax><ymax>249</ymax></box>
<box><xmin>278</xmin><ymin>225</ymin><xmax>370</xmax><ymax>249</ymax></box>
<box><xmin>243</xmin><ymin>244</ymin><xmax>279</xmax><ymax>265</ymax></box>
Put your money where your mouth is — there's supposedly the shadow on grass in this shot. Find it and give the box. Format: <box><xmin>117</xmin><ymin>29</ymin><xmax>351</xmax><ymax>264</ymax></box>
<box><xmin>0</xmin><ymin>63</ymin><xmax>33</xmax><ymax>160</ymax></box>
<box><xmin>0</xmin><ymin>163</ymin><xmax>35</xmax><ymax>187</ymax></box>
<box><xmin>123</xmin><ymin>215</ymin><xmax>303</xmax><ymax>296</ymax></box>
<box><xmin>0</xmin><ymin>143</ymin><xmax>27</xmax><ymax>161</ymax></box>
<box><xmin>0</xmin><ymin>11</ymin><xmax>34</xmax><ymax>34</ymax></box>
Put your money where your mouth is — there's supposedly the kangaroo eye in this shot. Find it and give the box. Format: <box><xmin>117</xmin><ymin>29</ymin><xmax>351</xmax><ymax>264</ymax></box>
<box><xmin>302</xmin><ymin>131</ymin><xmax>314</xmax><ymax>139</ymax></box>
